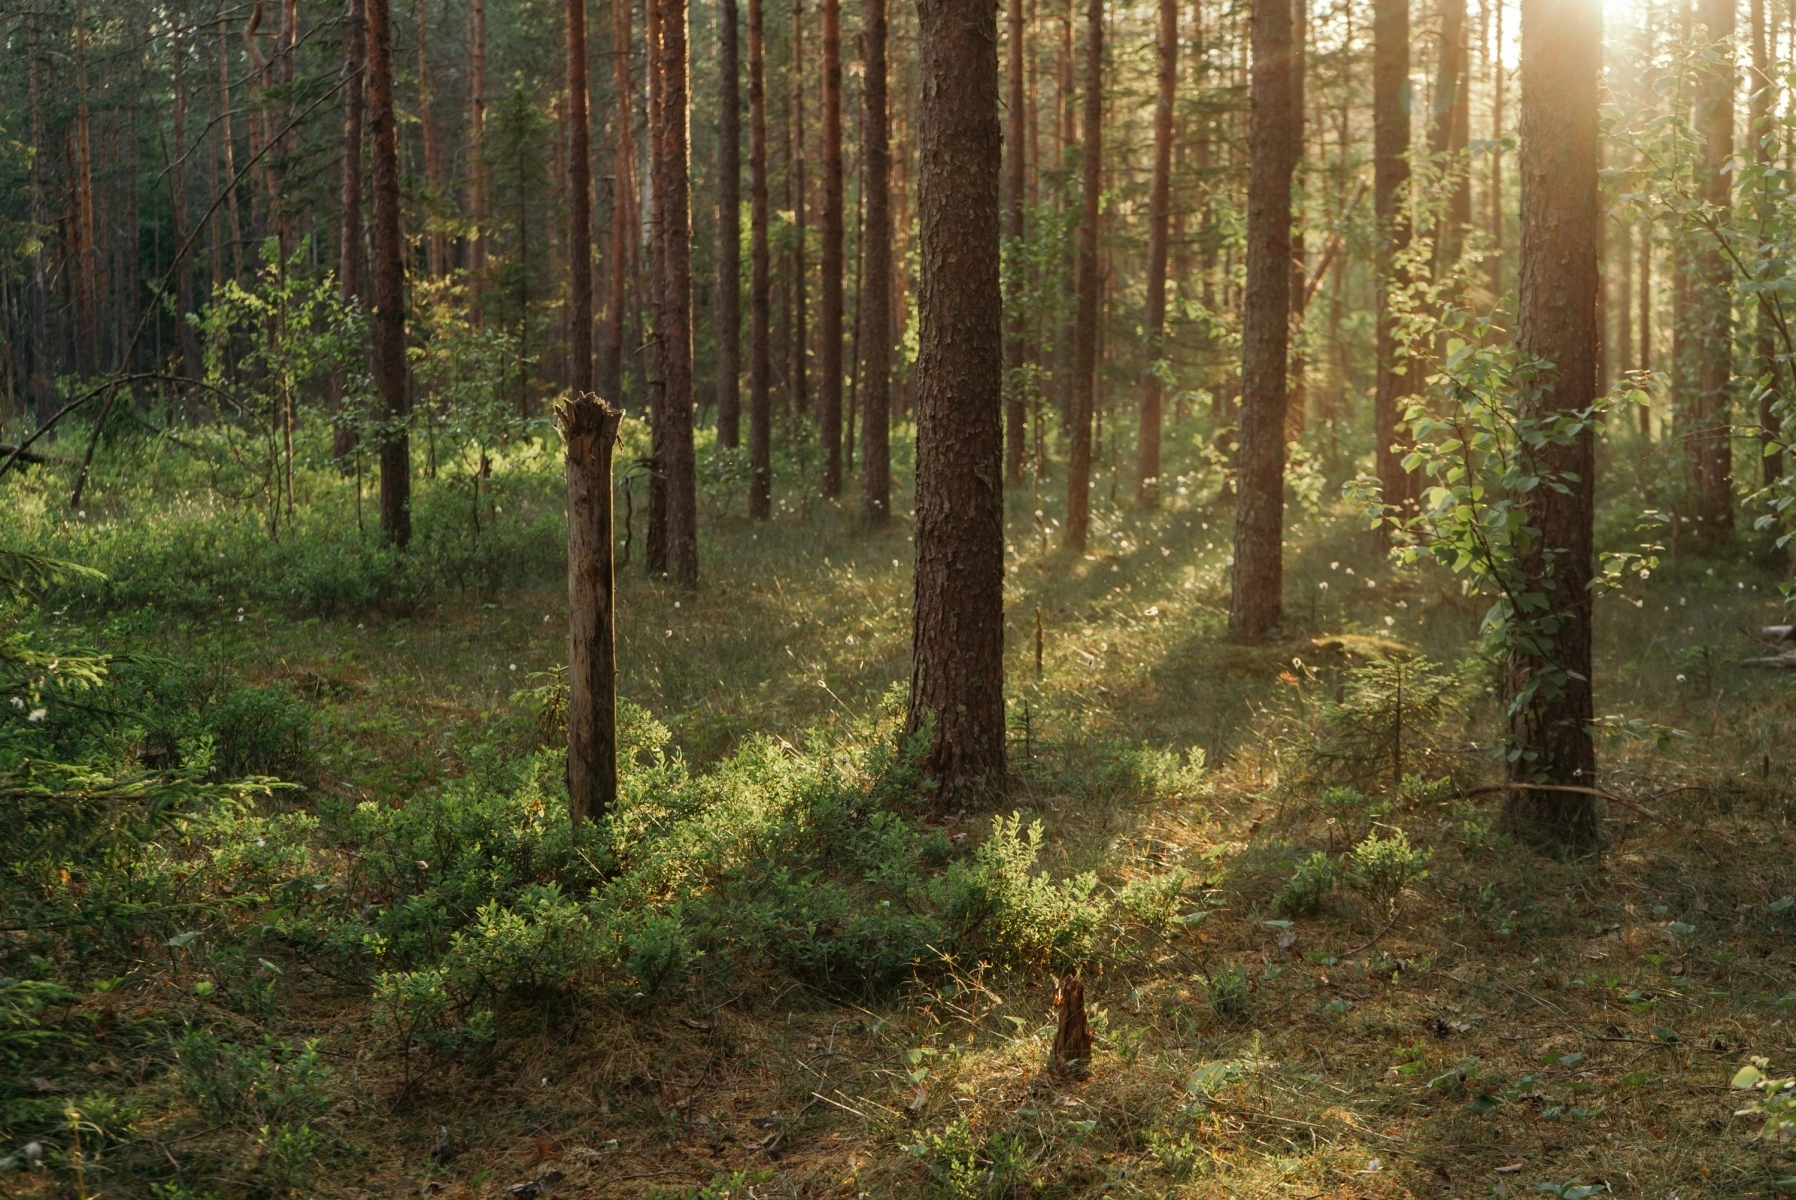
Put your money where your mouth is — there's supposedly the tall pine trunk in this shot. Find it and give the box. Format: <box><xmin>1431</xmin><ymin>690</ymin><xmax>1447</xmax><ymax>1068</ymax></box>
<box><xmin>602</xmin><ymin>0</ymin><xmax>635</xmax><ymax>405</ymax></box>
<box><xmin>1063</xmin><ymin>0</ymin><xmax>1102</xmax><ymax>550</ymax></box>
<box><xmin>655</xmin><ymin>0</ymin><xmax>700</xmax><ymax>588</ymax></box>
<box><xmin>790</xmin><ymin>0</ymin><xmax>809</xmax><ymax>418</ymax></box>
<box><xmin>858</xmin><ymin>0</ymin><xmax>892</xmax><ymax>524</ymax></box>
<box><xmin>908</xmin><ymin>0</ymin><xmax>1006</xmax><ymax>805</ymax></box>
<box><xmin>1692</xmin><ymin>0</ymin><xmax>1734</xmax><ymax>545</ymax></box>
<box><xmin>1506</xmin><ymin>0</ymin><xmax>1600</xmax><ymax>847</ymax></box>
<box><xmin>1284</xmin><ymin>0</ymin><xmax>1306</xmax><ymax>442</ymax></box>
<box><xmin>1752</xmin><ymin>0</ymin><xmax>1781</xmax><ymax>486</ymax></box>
<box><xmin>1137</xmin><ymin>0</ymin><xmax>1176</xmax><ymax>503</ymax></box>
<box><xmin>717</xmin><ymin>0</ymin><xmax>744</xmax><ymax>446</ymax></box>
<box><xmin>1003</xmin><ymin>0</ymin><xmax>1028</xmax><ymax>486</ymax></box>
<box><xmin>1373</xmin><ymin>0</ymin><xmax>1416</xmax><ymax>517</ymax></box>
<box><xmin>368</xmin><ymin>0</ymin><xmax>411</xmax><ymax>546</ymax></box>
<box><xmin>1227</xmin><ymin>0</ymin><xmax>1297</xmax><ymax>639</ymax></box>
<box><xmin>418</xmin><ymin>0</ymin><xmax>446</xmax><ymax>277</ymax></box>
<box><xmin>819</xmin><ymin>0</ymin><xmax>845</xmax><ymax>495</ymax></box>
<box><xmin>469</xmin><ymin>0</ymin><xmax>487</xmax><ymax>273</ymax></box>
<box><xmin>335</xmin><ymin>0</ymin><xmax>367</xmax><ymax>460</ymax></box>
<box><xmin>168</xmin><ymin>4</ymin><xmax>202</xmax><ymax>379</ymax></box>
<box><xmin>567</xmin><ymin>0</ymin><xmax>594</xmax><ymax>394</ymax></box>
<box><xmin>748</xmin><ymin>0</ymin><xmax>774</xmax><ymax>517</ymax></box>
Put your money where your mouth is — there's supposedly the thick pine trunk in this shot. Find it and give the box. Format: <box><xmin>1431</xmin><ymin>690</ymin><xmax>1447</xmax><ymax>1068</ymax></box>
<box><xmin>908</xmin><ymin>0</ymin><xmax>1006</xmax><ymax>806</ymax></box>
<box><xmin>368</xmin><ymin>0</ymin><xmax>412</xmax><ymax>546</ymax></box>
<box><xmin>748</xmin><ymin>0</ymin><xmax>774</xmax><ymax>518</ymax></box>
<box><xmin>718</xmin><ymin>0</ymin><xmax>743</xmax><ymax>446</ymax></box>
<box><xmin>1373</xmin><ymin>0</ymin><xmax>1416</xmax><ymax>517</ymax></box>
<box><xmin>1430</xmin><ymin>0</ymin><xmax>1471</xmax><ymax>266</ymax></box>
<box><xmin>1691</xmin><ymin>0</ymin><xmax>1734</xmax><ymax>545</ymax></box>
<box><xmin>1003</xmin><ymin>0</ymin><xmax>1028</xmax><ymax>486</ymax></box>
<box><xmin>1063</xmin><ymin>0</ymin><xmax>1101</xmax><ymax>550</ymax></box>
<box><xmin>1506</xmin><ymin>0</ymin><xmax>1600</xmax><ymax>847</ymax></box>
<box><xmin>1137</xmin><ymin>0</ymin><xmax>1176</xmax><ymax>503</ymax></box>
<box><xmin>1227</xmin><ymin>0</ymin><xmax>1297</xmax><ymax>639</ymax></box>
<box><xmin>336</xmin><ymin>0</ymin><xmax>367</xmax><ymax>460</ymax></box>
<box><xmin>1284</xmin><ymin>0</ymin><xmax>1306</xmax><ymax>443</ymax></box>
<box><xmin>562</xmin><ymin>395</ymin><xmax>622</xmax><ymax>825</ymax></box>
<box><xmin>819</xmin><ymin>0</ymin><xmax>845</xmax><ymax>496</ymax></box>
<box><xmin>652</xmin><ymin>0</ymin><xmax>700</xmax><ymax>589</ymax></box>
<box><xmin>858</xmin><ymin>0</ymin><xmax>892</xmax><ymax>525</ymax></box>
<box><xmin>567</xmin><ymin>0</ymin><xmax>594</xmax><ymax>394</ymax></box>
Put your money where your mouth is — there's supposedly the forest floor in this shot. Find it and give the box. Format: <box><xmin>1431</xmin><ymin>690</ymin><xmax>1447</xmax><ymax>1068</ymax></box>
<box><xmin>9</xmin><ymin>423</ymin><xmax>1796</xmax><ymax>1198</ymax></box>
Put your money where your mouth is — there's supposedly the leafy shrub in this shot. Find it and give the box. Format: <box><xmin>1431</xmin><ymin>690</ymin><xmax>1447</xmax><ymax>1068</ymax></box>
<box><xmin>1200</xmin><ymin>961</ymin><xmax>1251</xmax><ymax>1020</ymax></box>
<box><xmin>1301</xmin><ymin>657</ymin><xmax>1455</xmax><ymax>792</ymax></box>
<box><xmin>1271</xmin><ymin>851</ymin><xmax>1337</xmax><ymax>917</ymax></box>
<box><xmin>1345</xmin><ymin>828</ymin><xmax>1431</xmax><ymax>920</ymax></box>
<box><xmin>176</xmin><ymin>1029</ymin><xmax>331</xmax><ymax>1126</ymax></box>
<box><xmin>1118</xmin><ymin>869</ymin><xmax>1191</xmax><ymax>934</ymax></box>
<box><xmin>939</xmin><ymin>813</ymin><xmax>1106</xmax><ymax>971</ymax></box>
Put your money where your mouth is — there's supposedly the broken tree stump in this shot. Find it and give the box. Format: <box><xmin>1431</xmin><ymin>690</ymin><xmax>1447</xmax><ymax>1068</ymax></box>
<box><xmin>1051</xmin><ymin>973</ymin><xmax>1092</xmax><ymax>1079</ymax></box>
<box><xmin>560</xmin><ymin>393</ymin><xmax>623</xmax><ymax>826</ymax></box>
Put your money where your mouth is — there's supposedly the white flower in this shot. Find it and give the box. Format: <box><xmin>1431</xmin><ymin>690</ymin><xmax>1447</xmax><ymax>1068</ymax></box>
<box><xmin>1319</xmin><ymin>581</ymin><xmax>1328</xmax><ymax>590</ymax></box>
<box><xmin>1384</xmin><ymin>616</ymin><xmax>1395</xmax><ymax>627</ymax></box>
<box><xmin>27</xmin><ymin>708</ymin><xmax>46</xmax><ymax>722</ymax></box>
<box><xmin>9</xmin><ymin>697</ymin><xmax>21</xmax><ymax>709</ymax></box>
<box><xmin>1676</xmin><ymin>674</ymin><xmax>1687</xmax><ymax>683</ymax></box>
<box><xmin>509</xmin><ymin>664</ymin><xmax>517</xmax><ymax>671</ymax></box>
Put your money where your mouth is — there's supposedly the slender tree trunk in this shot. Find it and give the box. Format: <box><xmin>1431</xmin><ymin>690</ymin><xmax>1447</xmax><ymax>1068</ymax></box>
<box><xmin>819</xmin><ymin>0</ymin><xmax>845</xmax><ymax>495</ymax></box>
<box><xmin>567</xmin><ymin>0</ymin><xmax>594</xmax><ymax>393</ymax></box>
<box><xmin>563</xmin><ymin>395</ymin><xmax>622</xmax><ymax>825</ymax></box>
<box><xmin>1616</xmin><ymin>214</ymin><xmax>1632</xmax><ymax>382</ymax></box>
<box><xmin>1285</xmin><ymin>0</ymin><xmax>1306</xmax><ymax>442</ymax></box>
<box><xmin>168</xmin><ymin>4</ymin><xmax>202</xmax><ymax>379</ymax></box>
<box><xmin>368</xmin><ymin>0</ymin><xmax>411</xmax><ymax>546</ymax></box>
<box><xmin>645</xmin><ymin>0</ymin><xmax>670</xmax><ymax>574</ymax></box>
<box><xmin>1373</xmin><ymin>0</ymin><xmax>1416</xmax><ymax>517</ymax></box>
<box><xmin>749</xmin><ymin>0</ymin><xmax>774</xmax><ymax>517</ymax></box>
<box><xmin>1692</xmin><ymin>0</ymin><xmax>1734</xmax><ymax>545</ymax></box>
<box><xmin>603</xmin><ymin>0</ymin><xmax>635</xmax><ymax>404</ymax></box>
<box><xmin>74</xmin><ymin>9</ymin><xmax>99</xmax><ymax>376</ymax></box>
<box><xmin>1639</xmin><ymin>208</ymin><xmax>1652</xmax><ymax>437</ymax></box>
<box><xmin>1430</xmin><ymin>0</ymin><xmax>1471</xmax><ymax>266</ymax></box>
<box><xmin>418</xmin><ymin>0</ymin><xmax>446</xmax><ymax>277</ymax></box>
<box><xmin>1136</xmin><ymin>0</ymin><xmax>1175</xmax><ymax>503</ymax></box>
<box><xmin>859</xmin><ymin>0</ymin><xmax>892</xmax><ymax>524</ymax></box>
<box><xmin>1063</xmin><ymin>0</ymin><xmax>1102</xmax><ymax>550</ymax></box>
<box><xmin>790</xmin><ymin>0</ymin><xmax>810</xmax><ymax>418</ymax></box>
<box><xmin>655</xmin><ymin>0</ymin><xmax>700</xmax><ymax>588</ymax></box>
<box><xmin>1506</xmin><ymin>0</ymin><xmax>1600</xmax><ymax>847</ymax></box>
<box><xmin>1053</xmin><ymin>0</ymin><xmax>1076</xmax><ymax>426</ymax></box>
<box><xmin>26</xmin><ymin>14</ymin><xmax>52</xmax><ymax>421</ymax></box>
<box><xmin>1227</xmin><ymin>0</ymin><xmax>1297</xmax><ymax>639</ymax></box>
<box><xmin>718</xmin><ymin>0</ymin><xmax>744</xmax><ymax>446</ymax></box>
<box><xmin>218</xmin><ymin>5</ymin><xmax>244</xmax><ymax>285</ymax></box>
<box><xmin>469</xmin><ymin>0</ymin><xmax>488</xmax><ymax>273</ymax></box>
<box><xmin>1752</xmin><ymin>0</ymin><xmax>1782</xmax><ymax>486</ymax></box>
<box><xmin>1004</xmin><ymin>0</ymin><xmax>1028</xmax><ymax>486</ymax></box>
<box><xmin>1488</xmin><ymin>0</ymin><xmax>1504</xmax><ymax>295</ymax></box>
<box><xmin>336</xmin><ymin>0</ymin><xmax>367</xmax><ymax>459</ymax></box>
<box><xmin>909</xmin><ymin>0</ymin><xmax>1006</xmax><ymax>805</ymax></box>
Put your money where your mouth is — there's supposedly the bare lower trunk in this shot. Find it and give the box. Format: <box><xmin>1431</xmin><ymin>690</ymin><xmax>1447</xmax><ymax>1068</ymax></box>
<box><xmin>602</xmin><ymin>0</ymin><xmax>635</xmax><ymax>405</ymax></box>
<box><xmin>335</xmin><ymin>0</ymin><xmax>367</xmax><ymax>460</ymax></box>
<box><xmin>748</xmin><ymin>0</ymin><xmax>773</xmax><ymax>518</ymax></box>
<box><xmin>908</xmin><ymin>0</ymin><xmax>1006</xmax><ymax>805</ymax></box>
<box><xmin>819</xmin><ymin>0</ymin><xmax>845</xmax><ymax>496</ymax></box>
<box><xmin>418</xmin><ymin>0</ymin><xmax>446</xmax><ymax>277</ymax></box>
<box><xmin>1137</xmin><ymin>0</ymin><xmax>1176</xmax><ymax>504</ymax></box>
<box><xmin>1063</xmin><ymin>0</ymin><xmax>1102</xmax><ymax>550</ymax></box>
<box><xmin>717</xmin><ymin>0</ymin><xmax>743</xmax><ymax>446</ymax></box>
<box><xmin>655</xmin><ymin>0</ymin><xmax>700</xmax><ymax>588</ymax></box>
<box><xmin>1373</xmin><ymin>0</ymin><xmax>1416</xmax><ymax>516</ymax></box>
<box><xmin>1003</xmin><ymin>0</ymin><xmax>1028</xmax><ymax>486</ymax></box>
<box><xmin>368</xmin><ymin>0</ymin><xmax>411</xmax><ymax>546</ymax></box>
<box><xmin>1227</xmin><ymin>0</ymin><xmax>1297</xmax><ymax>639</ymax></box>
<box><xmin>469</xmin><ymin>0</ymin><xmax>488</xmax><ymax>273</ymax></box>
<box><xmin>1691</xmin><ymin>0</ymin><xmax>1733</xmax><ymax>545</ymax></box>
<box><xmin>858</xmin><ymin>0</ymin><xmax>891</xmax><ymax>524</ymax></box>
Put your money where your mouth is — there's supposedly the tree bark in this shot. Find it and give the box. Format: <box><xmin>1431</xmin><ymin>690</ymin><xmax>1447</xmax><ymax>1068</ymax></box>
<box><xmin>1373</xmin><ymin>0</ymin><xmax>1417</xmax><ymax>518</ymax></box>
<box><xmin>1691</xmin><ymin>0</ymin><xmax>1734</xmax><ymax>545</ymax></box>
<box><xmin>790</xmin><ymin>0</ymin><xmax>810</xmax><ymax>418</ymax></box>
<box><xmin>859</xmin><ymin>0</ymin><xmax>892</xmax><ymax>525</ymax></box>
<box><xmin>654</xmin><ymin>0</ymin><xmax>700</xmax><ymax>589</ymax></box>
<box><xmin>1752</xmin><ymin>0</ymin><xmax>1781</xmax><ymax>486</ymax></box>
<box><xmin>908</xmin><ymin>0</ymin><xmax>1006</xmax><ymax>805</ymax></box>
<box><xmin>1430</xmin><ymin>0</ymin><xmax>1471</xmax><ymax>267</ymax></box>
<box><xmin>567</xmin><ymin>0</ymin><xmax>594</xmax><ymax>394</ymax></box>
<box><xmin>1505</xmin><ymin>0</ymin><xmax>1600</xmax><ymax>848</ymax></box>
<box><xmin>1227</xmin><ymin>0</ymin><xmax>1297</xmax><ymax>640</ymax></box>
<box><xmin>1004</xmin><ymin>0</ymin><xmax>1028</xmax><ymax>486</ymax></box>
<box><xmin>817</xmin><ymin>0</ymin><xmax>845</xmax><ymax>495</ymax></box>
<box><xmin>368</xmin><ymin>0</ymin><xmax>412</xmax><ymax>547</ymax></box>
<box><xmin>718</xmin><ymin>0</ymin><xmax>744</xmax><ymax>446</ymax></box>
<box><xmin>1487</xmin><ymin>0</ymin><xmax>1503</xmax><ymax>295</ymax></box>
<box><xmin>1284</xmin><ymin>0</ymin><xmax>1306</xmax><ymax>442</ymax></box>
<box><xmin>1135</xmin><ymin>0</ymin><xmax>1175</xmax><ymax>504</ymax></box>
<box><xmin>469</xmin><ymin>0</ymin><xmax>488</xmax><ymax>273</ymax></box>
<box><xmin>25</xmin><ymin>13</ymin><xmax>52</xmax><ymax>421</ymax></box>
<box><xmin>336</xmin><ymin>0</ymin><xmax>367</xmax><ymax>460</ymax></box>
<box><xmin>73</xmin><ymin>11</ymin><xmax>98</xmax><ymax>376</ymax></box>
<box><xmin>602</xmin><ymin>0</ymin><xmax>636</xmax><ymax>404</ymax></box>
<box><xmin>218</xmin><ymin>4</ymin><xmax>244</xmax><ymax>285</ymax></box>
<box><xmin>749</xmin><ymin>0</ymin><xmax>774</xmax><ymax>517</ymax></box>
<box><xmin>1063</xmin><ymin>0</ymin><xmax>1102</xmax><ymax>550</ymax></box>
<box><xmin>562</xmin><ymin>394</ymin><xmax>623</xmax><ymax>825</ymax></box>
<box><xmin>168</xmin><ymin>3</ymin><xmax>203</xmax><ymax>379</ymax></box>
<box><xmin>418</xmin><ymin>0</ymin><xmax>446</xmax><ymax>277</ymax></box>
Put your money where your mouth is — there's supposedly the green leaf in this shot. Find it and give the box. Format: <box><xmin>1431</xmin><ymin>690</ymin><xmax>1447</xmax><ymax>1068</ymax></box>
<box><xmin>165</xmin><ymin>931</ymin><xmax>202</xmax><ymax>948</ymax></box>
<box><xmin>1734</xmin><ymin>1064</ymin><xmax>1766</xmax><ymax>1090</ymax></box>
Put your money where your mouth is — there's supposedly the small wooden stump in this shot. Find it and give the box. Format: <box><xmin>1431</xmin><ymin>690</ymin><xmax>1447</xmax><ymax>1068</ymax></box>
<box><xmin>1050</xmin><ymin>973</ymin><xmax>1092</xmax><ymax>1080</ymax></box>
<box><xmin>560</xmin><ymin>393</ymin><xmax>623</xmax><ymax>826</ymax></box>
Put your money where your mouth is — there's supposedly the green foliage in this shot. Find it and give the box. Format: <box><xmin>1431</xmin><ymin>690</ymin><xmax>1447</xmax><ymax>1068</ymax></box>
<box><xmin>1271</xmin><ymin>851</ymin><xmax>1338</xmax><ymax>917</ymax></box>
<box><xmin>176</xmin><ymin>1028</ymin><xmax>331</xmax><ymax>1126</ymax></box>
<box><xmin>1117</xmin><ymin>868</ymin><xmax>1191</xmax><ymax>934</ymax></box>
<box><xmin>940</xmin><ymin>813</ymin><xmax>1106</xmax><ymax>972</ymax></box>
<box><xmin>1300</xmin><ymin>656</ymin><xmax>1454</xmax><ymax>792</ymax></box>
<box><xmin>1732</xmin><ymin>1057</ymin><xmax>1796</xmax><ymax>1141</ymax></box>
<box><xmin>906</xmin><ymin>1114</ymin><xmax>1032</xmax><ymax>1200</ymax></box>
<box><xmin>1344</xmin><ymin>828</ymin><xmax>1431</xmax><ymax>920</ymax></box>
<box><xmin>1200</xmin><ymin>961</ymin><xmax>1252</xmax><ymax>1020</ymax></box>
